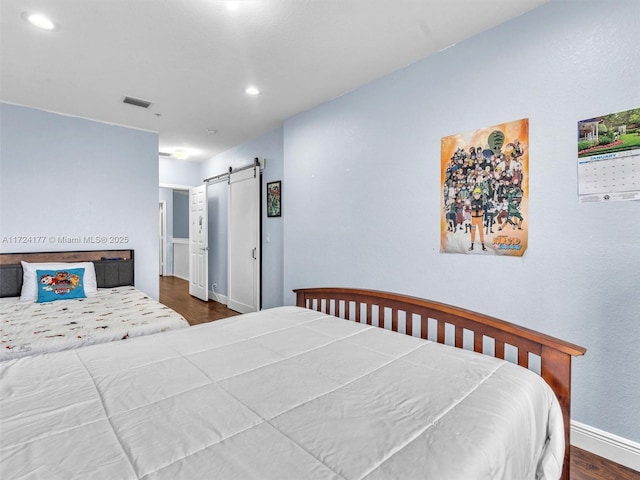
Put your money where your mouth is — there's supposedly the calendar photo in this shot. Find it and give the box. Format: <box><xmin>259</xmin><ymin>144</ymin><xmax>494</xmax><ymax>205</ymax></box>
<box><xmin>577</xmin><ymin>107</ymin><xmax>640</xmax><ymax>202</ymax></box>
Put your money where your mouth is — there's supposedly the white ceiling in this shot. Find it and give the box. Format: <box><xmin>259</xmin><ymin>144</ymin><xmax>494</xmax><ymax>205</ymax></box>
<box><xmin>1</xmin><ymin>0</ymin><xmax>547</xmax><ymax>163</ymax></box>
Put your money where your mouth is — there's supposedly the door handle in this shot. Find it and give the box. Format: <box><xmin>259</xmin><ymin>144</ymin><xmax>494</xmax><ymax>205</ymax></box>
<box><xmin>252</xmin><ymin>248</ymin><xmax>257</xmax><ymax>259</ymax></box>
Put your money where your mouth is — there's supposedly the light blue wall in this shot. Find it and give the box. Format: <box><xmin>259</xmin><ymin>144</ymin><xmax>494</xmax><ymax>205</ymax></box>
<box><xmin>159</xmin><ymin>157</ymin><xmax>200</xmax><ymax>187</ymax></box>
<box><xmin>261</xmin><ymin>128</ymin><xmax>284</xmax><ymax>309</ymax></box>
<box><xmin>282</xmin><ymin>1</ymin><xmax>640</xmax><ymax>442</ymax></box>
<box><xmin>202</xmin><ymin>126</ymin><xmax>284</xmax><ymax>308</ymax></box>
<box><xmin>0</xmin><ymin>103</ymin><xmax>160</xmax><ymax>299</ymax></box>
<box><xmin>172</xmin><ymin>190</ymin><xmax>189</xmax><ymax>238</ymax></box>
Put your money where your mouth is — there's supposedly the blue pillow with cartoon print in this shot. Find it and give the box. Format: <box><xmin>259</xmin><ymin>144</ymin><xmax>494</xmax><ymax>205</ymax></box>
<box><xmin>36</xmin><ymin>268</ymin><xmax>86</xmax><ymax>303</ymax></box>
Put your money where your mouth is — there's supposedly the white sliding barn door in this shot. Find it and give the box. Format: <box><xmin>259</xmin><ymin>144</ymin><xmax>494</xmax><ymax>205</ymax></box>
<box><xmin>227</xmin><ymin>168</ymin><xmax>260</xmax><ymax>313</ymax></box>
<box><xmin>189</xmin><ymin>185</ymin><xmax>208</xmax><ymax>301</ymax></box>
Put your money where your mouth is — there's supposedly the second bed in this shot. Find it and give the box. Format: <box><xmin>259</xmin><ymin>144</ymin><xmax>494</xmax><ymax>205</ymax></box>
<box><xmin>0</xmin><ymin>250</ymin><xmax>188</xmax><ymax>361</ymax></box>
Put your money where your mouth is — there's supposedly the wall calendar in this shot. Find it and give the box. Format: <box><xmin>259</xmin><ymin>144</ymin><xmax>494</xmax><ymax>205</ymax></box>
<box><xmin>578</xmin><ymin>107</ymin><xmax>640</xmax><ymax>203</ymax></box>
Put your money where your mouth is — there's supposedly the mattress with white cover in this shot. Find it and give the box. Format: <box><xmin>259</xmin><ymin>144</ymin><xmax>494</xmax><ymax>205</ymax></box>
<box><xmin>0</xmin><ymin>286</ymin><xmax>189</xmax><ymax>361</ymax></box>
<box><xmin>0</xmin><ymin>306</ymin><xmax>564</xmax><ymax>479</ymax></box>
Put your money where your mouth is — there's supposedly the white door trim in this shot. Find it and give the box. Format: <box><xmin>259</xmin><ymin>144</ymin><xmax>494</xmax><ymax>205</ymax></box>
<box><xmin>159</xmin><ymin>201</ymin><xmax>167</xmax><ymax>276</ymax></box>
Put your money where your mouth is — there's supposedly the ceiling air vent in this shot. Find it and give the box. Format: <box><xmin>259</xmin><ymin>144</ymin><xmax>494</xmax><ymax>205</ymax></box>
<box><xmin>122</xmin><ymin>96</ymin><xmax>153</xmax><ymax>109</ymax></box>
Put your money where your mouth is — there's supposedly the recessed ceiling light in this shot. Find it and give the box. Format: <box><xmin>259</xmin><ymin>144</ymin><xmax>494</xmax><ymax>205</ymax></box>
<box><xmin>22</xmin><ymin>12</ymin><xmax>58</xmax><ymax>31</ymax></box>
<box><xmin>226</xmin><ymin>1</ymin><xmax>240</xmax><ymax>12</ymax></box>
<box><xmin>245</xmin><ymin>86</ymin><xmax>260</xmax><ymax>96</ymax></box>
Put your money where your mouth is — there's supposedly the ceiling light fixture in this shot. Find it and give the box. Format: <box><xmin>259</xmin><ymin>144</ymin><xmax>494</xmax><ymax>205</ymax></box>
<box><xmin>226</xmin><ymin>1</ymin><xmax>240</xmax><ymax>12</ymax></box>
<box><xmin>22</xmin><ymin>12</ymin><xmax>58</xmax><ymax>30</ymax></box>
<box><xmin>245</xmin><ymin>86</ymin><xmax>260</xmax><ymax>96</ymax></box>
<box><xmin>165</xmin><ymin>147</ymin><xmax>201</xmax><ymax>161</ymax></box>
<box><xmin>173</xmin><ymin>151</ymin><xmax>189</xmax><ymax>160</ymax></box>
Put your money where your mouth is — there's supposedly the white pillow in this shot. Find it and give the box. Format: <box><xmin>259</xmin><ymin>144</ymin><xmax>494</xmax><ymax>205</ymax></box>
<box><xmin>20</xmin><ymin>261</ymin><xmax>98</xmax><ymax>302</ymax></box>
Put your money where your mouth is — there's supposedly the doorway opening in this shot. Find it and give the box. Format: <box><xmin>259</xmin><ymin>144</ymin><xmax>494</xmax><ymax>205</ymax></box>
<box><xmin>159</xmin><ymin>201</ymin><xmax>167</xmax><ymax>276</ymax></box>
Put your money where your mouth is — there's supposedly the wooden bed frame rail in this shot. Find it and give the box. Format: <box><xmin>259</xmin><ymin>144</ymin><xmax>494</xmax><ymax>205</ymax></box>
<box><xmin>295</xmin><ymin>287</ymin><xmax>586</xmax><ymax>480</ymax></box>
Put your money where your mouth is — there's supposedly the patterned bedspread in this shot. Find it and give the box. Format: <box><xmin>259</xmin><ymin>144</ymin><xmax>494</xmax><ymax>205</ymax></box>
<box><xmin>0</xmin><ymin>286</ymin><xmax>189</xmax><ymax>361</ymax></box>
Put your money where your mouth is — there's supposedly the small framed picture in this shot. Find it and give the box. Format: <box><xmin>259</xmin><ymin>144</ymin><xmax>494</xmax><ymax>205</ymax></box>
<box><xmin>266</xmin><ymin>181</ymin><xmax>281</xmax><ymax>217</ymax></box>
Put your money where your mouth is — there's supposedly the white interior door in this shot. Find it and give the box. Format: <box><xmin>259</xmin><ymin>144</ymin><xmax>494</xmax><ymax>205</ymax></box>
<box><xmin>189</xmin><ymin>185</ymin><xmax>208</xmax><ymax>301</ymax></box>
<box><xmin>227</xmin><ymin>168</ymin><xmax>260</xmax><ymax>313</ymax></box>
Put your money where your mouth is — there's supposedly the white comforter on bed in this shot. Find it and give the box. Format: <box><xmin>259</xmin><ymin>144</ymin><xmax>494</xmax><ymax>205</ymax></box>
<box><xmin>0</xmin><ymin>286</ymin><xmax>188</xmax><ymax>361</ymax></box>
<box><xmin>0</xmin><ymin>306</ymin><xmax>564</xmax><ymax>480</ymax></box>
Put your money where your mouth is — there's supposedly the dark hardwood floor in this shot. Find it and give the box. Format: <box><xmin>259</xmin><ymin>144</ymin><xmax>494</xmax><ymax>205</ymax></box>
<box><xmin>159</xmin><ymin>275</ymin><xmax>639</xmax><ymax>480</ymax></box>
<box><xmin>570</xmin><ymin>446</ymin><xmax>639</xmax><ymax>479</ymax></box>
<box><xmin>159</xmin><ymin>275</ymin><xmax>239</xmax><ymax>325</ymax></box>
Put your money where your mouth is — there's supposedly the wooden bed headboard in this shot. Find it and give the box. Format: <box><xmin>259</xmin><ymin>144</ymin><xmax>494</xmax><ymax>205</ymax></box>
<box><xmin>0</xmin><ymin>250</ymin><xmax>134</xmax><ymax>298</ymax></box>
<box><xmin>295</xmin><ymin>287</ymin><xmax>586</xmax><ymax>480</ymax></box>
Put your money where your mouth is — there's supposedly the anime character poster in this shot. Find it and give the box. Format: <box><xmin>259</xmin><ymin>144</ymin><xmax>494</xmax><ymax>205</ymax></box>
<box><xmin>441</xmin><ymin>118</ymin><xmax>528</xmax><ymax>256</ymax></box>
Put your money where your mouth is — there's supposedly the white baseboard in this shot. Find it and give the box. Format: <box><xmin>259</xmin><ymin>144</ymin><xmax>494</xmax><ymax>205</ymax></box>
<box><xmin>209</xmin><ymin>290</ymin><xmax>228</xmax><ymax>305</ymax></box>
<box><xmin>571</xmin><ymin>420</ymin><xmax>640</xmax><ymax>472</ymax></box>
